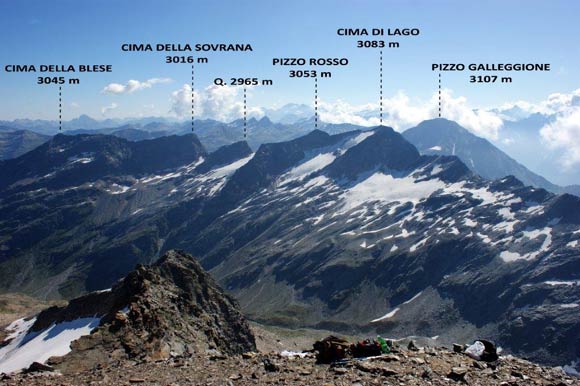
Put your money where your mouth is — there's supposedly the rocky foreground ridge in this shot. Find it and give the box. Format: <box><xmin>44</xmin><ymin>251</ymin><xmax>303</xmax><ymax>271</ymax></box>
<box><xmin>0</xmin><ymin>250</ymin><xmax>255</xmax><ymax>376</ymax></box>
<box><xmin>2</xmin><ymin>337</ymin><xmax>579</xmax><ymax>385</ymax></box>
<box><xmin>0</xmin><ymin>250</ymin><xmax>578</xmax><ymax>385</ymax></box>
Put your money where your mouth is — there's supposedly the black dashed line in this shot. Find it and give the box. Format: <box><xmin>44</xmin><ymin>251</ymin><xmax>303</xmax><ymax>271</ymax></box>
<box><xmin>191</xmin><ymin>63</ymin><xmax>195</xmax><ymax>131</ymax></box>
<box><xmin>380</xmin><ymin>50</ymin><xmax>383</xmax><ymax>124</ymax></box>
<box><xmin>438</xmin><ymin>72</ymin><xmax>442</xmax><ymax>118</ymax></box>
<box><xmin>314</xmin><ymin>77</ymin><xmax>318</xmax><ymax>129</ymax></box>
<box><xmin>59</xmin><ymin>86</ymin><xmax>62</xmax><ymax>131</ymax></box>
<box><xmin>243</xmin><ymin>87</ymin><xmax>247</xmax><ymax>139</ymax></box>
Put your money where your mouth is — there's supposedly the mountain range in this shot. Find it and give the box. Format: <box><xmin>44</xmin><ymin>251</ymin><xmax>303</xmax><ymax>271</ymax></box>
<box><xmin>403</xmin><ymin>119</ymin><xmax>580</xmax><ymax>196</ymax></box>
<box><xmin>0</xmin><ymin>122</ymin><xmax>578</xmax><ymax>369</ymax></box>
<box><xmin>1</xmin><ymin>115</ymin><xmax>578</xmax><ymax>197</ymax></box>
<box><xmin>3</xmin><ymin>100</ymin><xmax>577</xmax><ymax>187</ymax></box>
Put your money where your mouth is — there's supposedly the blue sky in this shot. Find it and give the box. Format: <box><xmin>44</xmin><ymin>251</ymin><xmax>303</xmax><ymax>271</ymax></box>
<box><xmin>0</xmin><ymin>0</ymin><xmax>579</xmax><ymax>121</ymax></box>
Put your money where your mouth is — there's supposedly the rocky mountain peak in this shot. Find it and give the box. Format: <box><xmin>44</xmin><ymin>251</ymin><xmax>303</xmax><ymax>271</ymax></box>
<box><xmin>2</xmin><ymin>250</ymin><xmax>256</xmax><ymax>374</ymax></box>
<box><xmin>403</xmin><ymin>119</ymin><xmax>562</xmax><ymax>194</ymax></box>
<box><xmin>324</xmin><ymin>125</ymin><xmax>421</xmax><ymax>180</ymax></box>
<box><xmin>258</xmin><ymin>116</ymin><xmax>273</xmax><ymax>125</ymax></box>
<box><xmin>0</xmin><ymin>133</ymin><xmax>206</xmax><ymax>191</ymax></box>
<box><xmin>413</xmin><ymin>118</ymin><xmax>466</xmax><ymax>132</ymax></box>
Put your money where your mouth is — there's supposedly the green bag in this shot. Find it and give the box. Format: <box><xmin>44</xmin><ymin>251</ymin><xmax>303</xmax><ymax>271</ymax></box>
<box><xmin>377</xmin><ymin>336</ymin><xmax>390</xmax><ymax>354</ymax></box>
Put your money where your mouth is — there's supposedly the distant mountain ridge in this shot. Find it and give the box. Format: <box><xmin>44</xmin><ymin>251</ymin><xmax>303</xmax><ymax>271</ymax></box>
<box><xmin>0</xmin><ymin>130</ymin><xmax>50</xmax><ymax>160</ymax></box>
<box><xmin>403</xmin><ymin>118</ymin><xmax>580</xmax><ymax>196</ymax></box>
<box><xmin>0</xmin><ymin>133</ymin><xmax>205</xmax><ymax>191</ymax></box>
<box><xmin>2</xmin><ymin>116</ymin><xmax>579</xmax><ymax>195</ymax></box>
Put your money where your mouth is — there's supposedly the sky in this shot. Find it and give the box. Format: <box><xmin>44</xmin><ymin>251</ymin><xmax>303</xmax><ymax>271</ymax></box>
<box><xmin>2</xmin><ymin>0</ymin><xmax>580</xmax><ymax>184</ymax></box>
<box><xmin>1</xmin><ymin>0</ymin><xmax>579</xmax><ymax>122</ymax></box>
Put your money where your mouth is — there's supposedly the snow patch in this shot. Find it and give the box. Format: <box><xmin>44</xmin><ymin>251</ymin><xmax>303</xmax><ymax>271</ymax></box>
<box><xmin>524</xmin><ymin>205</ymin><xmax>544</xmax><ymax>215</ymax></box>
<box><xmin>192</xmin><ymin>154</ymin><xmax>255</xmax><ymax>196</ymax></box>
<box><xmin>107</xmin><ymin>183</ymin><xmax>131</xmax><ymax>195</ymax></box>
<box><xmin>360</xmin><ymin>240</ymin><xmax>375</xmax><ymax>249</ymax></box>
<box><xmin>410</xmin><ymin>237</ymin><xmax>429</xmax><ymax>252</ymax></box>
<box><xmin>280</xmin><ymin>350</ymin><xmax>308</xmax><ymax>358</ymax></box>
<box><xmin>464</xmin><ymin>218</ymin><xmax>477</xmax><ymax>227</ymax></box>
<box><xmin>341</xmin><ymin>131</ymin><xmax>375</xmax><ymax>153</ymax></box>
<box><xmin>477</xmin><ymin>233</ymin><xmax>492</xmax><ymax>244</ymax></box>
<box><xmin>341</xmin><ymin>173</ymin><xmax>444</xmax><ymax>212</ymax></box>
<box><xmin>206</xmin><ymin>153</ymin><xmax>255</xmax><ymax>180</ymax></box>
<box><xmin>371</xmin><ymin>307</ymin><xmax>400</xmax><ymax>323</ymax></box>
<box><xmin>499</xmin><ymin>251</ymin><xmax>524</xmax><ymax>262</ymax></box>
<box><xmin>67</xmin><ymin>152</ymin><xmax>95</xmax><ymax>165</ymax></box>
<box><xmin>0</xmin><ymin>316</ymin><xmax>101</xmax><ymax>374</ymax></box>
<box><xmin>403</xmin><ymin>291</ymin><xmax>423</xmax><ymax>305</ymax></box>
<box><xmin>431</xmin><ymin>165</ymin><xmax>443</xmax><ymax>175</ymax></box>
<box><xmin>281</xmin><ymin>153</ymin><xmax>336</xmax><ymax>184</ymax></box>
<box><xmin>498</xmin><ymin>207</ymin><xmax>515</xmax><ymax>220</ymax></box>
<box><xmin>395</xmin><ymin>229</ymin><xmax>415</xmax><ymax>239</ymax></box>
<box><xmin>544</xmin><ymin>280</ymin><xmax>580</xmax><ymax>286</ymax></box>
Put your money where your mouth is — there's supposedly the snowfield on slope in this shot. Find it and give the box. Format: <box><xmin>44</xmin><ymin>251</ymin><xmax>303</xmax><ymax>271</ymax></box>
<box><xmin>0</xmin><ymin>317</ymin><xmax>101</xmax><ymax>374</ymax></box>
<box><xmin>341</xmin><ymin>173</ymin><xmax>445</xmax><ymax>212</ymax></box>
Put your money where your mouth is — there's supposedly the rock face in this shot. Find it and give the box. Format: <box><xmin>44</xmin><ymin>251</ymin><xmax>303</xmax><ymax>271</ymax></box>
<box><xmin>35</xmin><ymin>250</ymin><xmax>256</xmax><ymax>373</ymax></box>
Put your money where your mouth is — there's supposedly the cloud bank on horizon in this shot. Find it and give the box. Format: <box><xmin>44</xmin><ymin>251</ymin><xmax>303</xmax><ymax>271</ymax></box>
<box><xmin>94</xmin><ymin>78</ymin><xmax>580</xmax><ymax>169</ymax></box>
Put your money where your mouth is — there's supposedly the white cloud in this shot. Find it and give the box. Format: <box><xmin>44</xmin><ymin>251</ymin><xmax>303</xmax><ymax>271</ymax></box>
<box><xmin>170</xmin><ymin>84</ymin><xmax>263</xmax><ymax>122</ymax></box>
<box><xmin>383</xmin><ymin>92</ymin><xmax>433</xmax><ymax>129</ymax></box>
<box><xmin>502</xmin><ymin>138</ymin><xmax>515</xmax><ymax>145</ymax></box>
<box><xmin>318</xmin><ymin>89</ymin><xmax>503</xmax><ymax>139</ymax></box>
<box><xmin>318</xmin><ymin>100</ymin><xmax>381</xmax><ymax>127</ymax></box>
<box><xmin>542</xmin><ymin>89</ymin><xmax>580</xmax><ymax>114</ymax></box>
<box><xmin>438</xmin><ymin>90</ymin><xmax>503</xmax><ymax>140</ymax></box>
<box><xmin>540</xmin><ymin>107</ymin><xmax>580</xmax><ymax>168</ymax></box>
<box><xmin>101</xmin><ymin>102</ymin><xmax>118</xmax><ymax>115</ymax></box>
<box><xmin>166</xmin><ymin>84</ymin><xmax>578</xmax><ymax>164</ymax></box>
<box><xmin>496</xmin><ymin>88</ymin><xmax>580</xmax><ymax>168</ymax></box>
<box><xmin>102</xmin><ymin>78</ymin><xmax>172</xmax><ymax>94</ymax></box>
<box><xmin>70</xmin><ymin>102</ymin><xmax>79</xmax><ymax>108</ymax></box>
<box><xmin>498</xmin><ymin>88</ymin><xmax>580</xmax><ymax>118</ymax></box>
<box><xmin>170</xmin><ymin>84</ymin><xmax>198</xmax><ymax>117</ymax></box>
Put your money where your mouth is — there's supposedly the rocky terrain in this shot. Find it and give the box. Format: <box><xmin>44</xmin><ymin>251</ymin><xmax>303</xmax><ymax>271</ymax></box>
<box><xmin>0</xmin><ymin>250</ymin><xmax>255</xmax><ymax>375</ymax></box>
<box><xmin>0</xmin><ymin>250</ymin><xmax>577</xmax><ymax>385</ymax></box>
<box><xmin>1</xmin><ymin>337</ymin><xmax>578</xmax><ymax>385</ymax></box>
<box><xmin>0</xmin><ymin>122</ymin><xmax>578</xmax><ymax>369</ymax></box>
